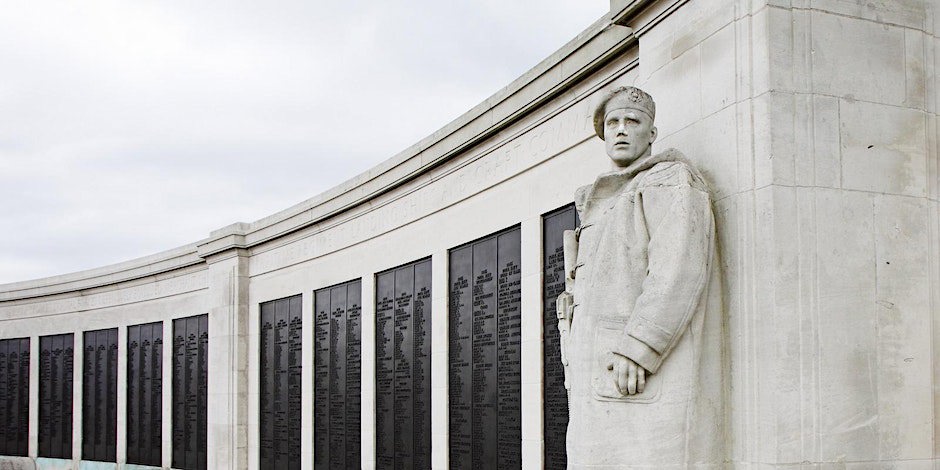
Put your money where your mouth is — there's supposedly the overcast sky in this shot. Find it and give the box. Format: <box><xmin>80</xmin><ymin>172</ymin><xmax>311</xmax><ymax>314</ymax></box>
<box><xmin>0</xmin><ymin>1</ymin><xmax>606</xmax><ymax>284</ymax></box>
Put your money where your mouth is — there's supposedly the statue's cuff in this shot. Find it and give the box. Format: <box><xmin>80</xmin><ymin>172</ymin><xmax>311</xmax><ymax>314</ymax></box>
<box><xmin>615</xmin><ymin>334</ymin><xmax>661</xmax><ymax>373</ymax></box>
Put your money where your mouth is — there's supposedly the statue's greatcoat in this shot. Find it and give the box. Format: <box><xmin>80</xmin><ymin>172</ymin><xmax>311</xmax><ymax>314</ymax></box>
<box><xmin>566</xmin><ymin>149</ymin><xmax>724</xmax><ymax>469</ymax></box>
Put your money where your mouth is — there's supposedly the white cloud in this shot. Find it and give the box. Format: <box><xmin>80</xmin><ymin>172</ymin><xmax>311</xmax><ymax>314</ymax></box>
<box><xmin>0</xmin><ymin>0</ymin><xmax>607</xmax><ymax>284</ymax></box>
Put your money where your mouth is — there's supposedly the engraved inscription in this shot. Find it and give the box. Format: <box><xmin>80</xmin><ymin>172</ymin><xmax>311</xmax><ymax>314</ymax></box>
<box><xmin>496</xmin><ymin>231</ymin><xmax>521</xmax><ymax>468</ymax></box>
<box><xmin>314</xmin><ymin>291</ymin><xmax>330</xmax><ymax>469</ymax></box>
<box><xmin>448</xmin><ymin>246</ymin><xmax>472</xmax><ymax>470</ymax></box>
<box><xmin>172</xmin><ymin>314</ymin><xmax>208</xmax><ymax>470</ymax></box>
<box><xmin>345</xmin><ymin>282</ymin><xmax>362</xmax><ymax>469</ymax></box>
<box><xmin>314</xmin><ymin>280</ymin><xmax>362</xmax><ymax>470</ymax></box>
<box><xmin>127</xmin><ymin>322</ymin><xmax>163</xmax><ymax>467</ymax></box>
<box><xmin>259</xmin><ymin>295</ymin><xmax>302</xmax><ymax>469</ymax></box>
<box><xmin>375</xmin><ymin>258</ymin><xmax>432</xmax><ymax>470</ymax></box>
<box><xmin>375</xmin><ymin>272</ymin><xmax>395</xmax><ymax>470</ymax></box>
<box><xmin>0</xmin><ymin>338</ymin><xmax>30</xmax><ymax>457</ymax></box>
<box><xmin>82</xmin><ymin>328</ymin><xmax>118</xmax><ymax>462</ymax></box>
<box><xmin>39</xmin><ymin>333</ymin><xmax>73</xmax><ymax>459</ymax></box>
<box><xmin>413</xmin><ymin>260</ymin><xmax>432</xmax><ymax>469</ymax></box>
<box><xmin>449</xmin><ymin>227</ymin><xmax>522</xmax><ymax>469</ymax></box>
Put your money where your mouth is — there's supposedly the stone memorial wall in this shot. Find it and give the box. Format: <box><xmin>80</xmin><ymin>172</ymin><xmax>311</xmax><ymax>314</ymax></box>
<box><xmin>0</xmin><ymin>0</ymin><xmax>938</xmax><ymax>468</ymax></box>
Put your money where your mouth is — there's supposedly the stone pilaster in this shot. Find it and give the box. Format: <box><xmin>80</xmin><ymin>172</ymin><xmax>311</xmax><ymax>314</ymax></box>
<box><xmin>202</xmin><ymin>245</ymin><xmax>250</xmax><ymax>470</ymax></box>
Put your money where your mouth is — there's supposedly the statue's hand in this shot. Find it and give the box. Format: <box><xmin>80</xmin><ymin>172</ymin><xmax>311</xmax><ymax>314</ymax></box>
<box><xmin>606</xmin><ymin>353</ymin><xmax>646</xmax><ymax>395</ymax></box>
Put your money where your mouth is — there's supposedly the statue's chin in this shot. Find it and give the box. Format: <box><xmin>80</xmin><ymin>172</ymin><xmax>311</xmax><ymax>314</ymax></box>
<box><xmin>608</xmin><ymin>147</ymin><xmax>651</xmax><ymax>168</ymax></box>
<box><xmin>608</xmin><ymin>154</ymin><xmax>639</xmax><ymax>168</ymax></box>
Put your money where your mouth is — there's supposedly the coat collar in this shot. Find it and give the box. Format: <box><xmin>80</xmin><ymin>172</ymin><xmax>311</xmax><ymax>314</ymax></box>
<box><xmin>579</xmin><ymin>148</ymin><xmax>688</xmax><ymax>206</ymax></box>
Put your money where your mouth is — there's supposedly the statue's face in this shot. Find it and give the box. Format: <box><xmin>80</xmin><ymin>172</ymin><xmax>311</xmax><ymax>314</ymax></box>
<box><xmin>603</xmin><ymin>107</ymin><xmax>657</xmax><ymax>167</ymax></box>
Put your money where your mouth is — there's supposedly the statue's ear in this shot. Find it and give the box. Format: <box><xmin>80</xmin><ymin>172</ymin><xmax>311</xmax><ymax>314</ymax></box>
<box><xmin>649</xmin><ymin>126</ymin><xmax>658</xmax><ymax>144</ymax></box>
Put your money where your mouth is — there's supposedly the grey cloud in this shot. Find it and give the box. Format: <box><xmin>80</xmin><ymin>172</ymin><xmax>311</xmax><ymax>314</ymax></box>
<box><xmin>0</xmin><ymin>0</ymin><xmax>606</xmax><ymax>284</ymax></box>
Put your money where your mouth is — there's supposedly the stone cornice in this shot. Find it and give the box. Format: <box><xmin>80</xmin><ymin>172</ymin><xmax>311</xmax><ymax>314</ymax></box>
<box><xmin>0</xmin><ymin>244</ymin><xmax>204</xmax><ymax>302</ymax></box>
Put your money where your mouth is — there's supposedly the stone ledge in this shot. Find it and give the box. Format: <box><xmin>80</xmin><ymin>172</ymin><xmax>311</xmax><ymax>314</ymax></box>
<box><xmin>0</xmin><ymin>457</ymin><xmax>34</xmax><ymax>470</ymax></box>
<box><xmin>0</xmin><ymin>244</ymin><xmax>203</xmax><ymax>302</ymax></box>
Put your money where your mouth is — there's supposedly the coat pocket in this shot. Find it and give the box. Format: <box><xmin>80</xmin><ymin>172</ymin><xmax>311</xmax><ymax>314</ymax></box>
<box><xmin>591</xmin><ymin>318</ymin><xmax>663</xmax><ymax>403</ymax></box>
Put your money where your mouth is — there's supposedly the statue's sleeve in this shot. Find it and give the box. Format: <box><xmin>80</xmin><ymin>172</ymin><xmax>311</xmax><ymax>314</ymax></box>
<box><xmin>614</xmin><ymin>163</ymin><xmax>714</xmax><ymax>373</ymax></box>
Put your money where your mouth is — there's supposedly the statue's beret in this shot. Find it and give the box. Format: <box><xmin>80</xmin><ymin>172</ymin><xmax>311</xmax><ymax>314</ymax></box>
<box><xmin>593</xmin><ymin>86</ymin><xmax>656</xmax><ymax>139</ymax></box>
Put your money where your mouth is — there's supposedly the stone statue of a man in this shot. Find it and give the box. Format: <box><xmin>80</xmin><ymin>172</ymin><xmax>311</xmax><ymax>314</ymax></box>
<box><xmin>558</xmin><ymin>87</ymin><xmax>724</xmax><ymax>468</ymax></box>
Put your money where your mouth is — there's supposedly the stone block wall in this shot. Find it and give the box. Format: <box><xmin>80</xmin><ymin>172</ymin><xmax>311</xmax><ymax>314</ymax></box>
<box><xmin>636</xmin><ymin>0</ymin><xmax>938</xmax><ymax>466</ymax></box>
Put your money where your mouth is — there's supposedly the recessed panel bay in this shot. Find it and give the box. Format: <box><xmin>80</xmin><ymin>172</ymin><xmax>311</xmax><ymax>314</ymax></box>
<box><xmin>82</xmin><ymin>328</ymin><xmax>117</xmax><ymax>463</ymax></box>
<box><xmin>375</xmin><ymin>258</ymin><xmax>431</xmax><ymax>470</ymax></box>
<box><xmin>39</xmin><ymin>333</ymin><xmax>73</xmax><ymax>460</ymax></box>
<box><xmin>127</xmin><ymin>321</ymin><xmax>163</xmax><ymax>467</ymax></box>
<box><xmin>172</xmin><ymin>314</ymin><xmax>208</xmax><ymax>470</ymax></box>
<box><xmin>313</xmin><ymin>279</ymin><xmax>361</xmax><ymax>470</ymax></box>
<box><xmin>259</xmin><ymin>295</ymin><xmax>302</xmax><ymax>470</ymax></box>
<box><xmin>449</xmin><ymin>226</ymin><xmax>521</xmax><ymax>470</ymax></box>
<box><xmin>542</xmin><ymin>205</ymin><xmax>578</xmax><ymax>469</ymax></box>
<box><xmin>0</xmin><ymin>338</ymin><xmax>29</xmax><ymax>457</ymax></box>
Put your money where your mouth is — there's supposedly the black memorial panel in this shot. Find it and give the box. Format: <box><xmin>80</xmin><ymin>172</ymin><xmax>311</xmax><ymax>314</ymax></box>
<box><xmin>39</xmin><ymin>333</ymin><xmax>73</xmax><ymax>459</ymax></box>
<box><xmin>471</xmin><ymin>236</ymin><xmax>497</xmax><ymax>469</ymax></box>
<box><xmin>172</xmin><ymin>314</ymin><xmax>208</xmax><ymax>470</ymax></box>
<box><xmin>82</xmin><ymin>328</ymin><xmax>118</xmax><ymax>462</ymax></box>
<box><xmin>329</xmin><ymin>285</ymin><xmax>346</xmax><ymax>470</ymax></box>
<box><xmin>413</xmin><ymin>260</ymin><xmax>432</xmax><ymax>469</ymax></box>
<box><xmin>448</xmin><ymin>226</ymin><xmax>522</xmax><ymax>470</ymax></box>
<box><xmin>542</xmin><ymin>205</ymin><xmax>578</xmax><ymax>469</ymax></box>
<box><xmin>314</xmin><ymin>290</ymin><xmax>330</xmax><ymax>469</ymax></box>
<box><xmin>374</xmin><ymin>258</ymin><xmax>432</xmax><ymax>470</ymax></box>
<box><xmin>0</xmin><ymin>338</ymin><xmax>29</xmax><ymax>457</ymax></box>
<box><xmin>289</xmin><ymin>295</ymin><xmax>303</xmax><ymax>469</ymax></box>
<box><xmin>259</xmin><ymin>294</ymin><xmax>303</xmax><ymax>470</ymax></box>
<box><xmin>496</xmin><ymin>230</ymin><xmax>522</xmax><ymax>468</ymax></box>
<box><xmin>345</xmin><ymin>282</ymin><xmax>362</xmax><ymax>470</ymax></box>
<box><xmin>127</xmin><ymin>322</ymin><xmax>163</xmax><ymax>467</ymax></box>
<box><xmin>375</xmin><ymin>271</ymin><xmax>395</xmax><ymax>470</ymax></box>
<box><xmin>449</xmin><ymin>245</ymin><xmax>472</xmax><ymax>470</ymax></box>
<box><xmin>313</xmin><ymin>279</ymin><xmax>361</xmax><ymax>470</ymax></box>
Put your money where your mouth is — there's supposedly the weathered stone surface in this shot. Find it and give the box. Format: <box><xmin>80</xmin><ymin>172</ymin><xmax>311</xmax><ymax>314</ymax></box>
<box><xmin>561</xmin><ymin>87</ymin><xmax>724</xmax><ymax>468</ymax></box>
<box><xmin>0</xmin><ymin>457</ymin><xmax>35</xmax><ymax>470</ymax></box>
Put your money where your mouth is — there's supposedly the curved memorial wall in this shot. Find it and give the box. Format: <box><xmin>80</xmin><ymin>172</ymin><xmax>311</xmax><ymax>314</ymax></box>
<box><xmin>2</xmin><ymin>0</ymin><xmax>939</xmax><ymax>468</ymax></box>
